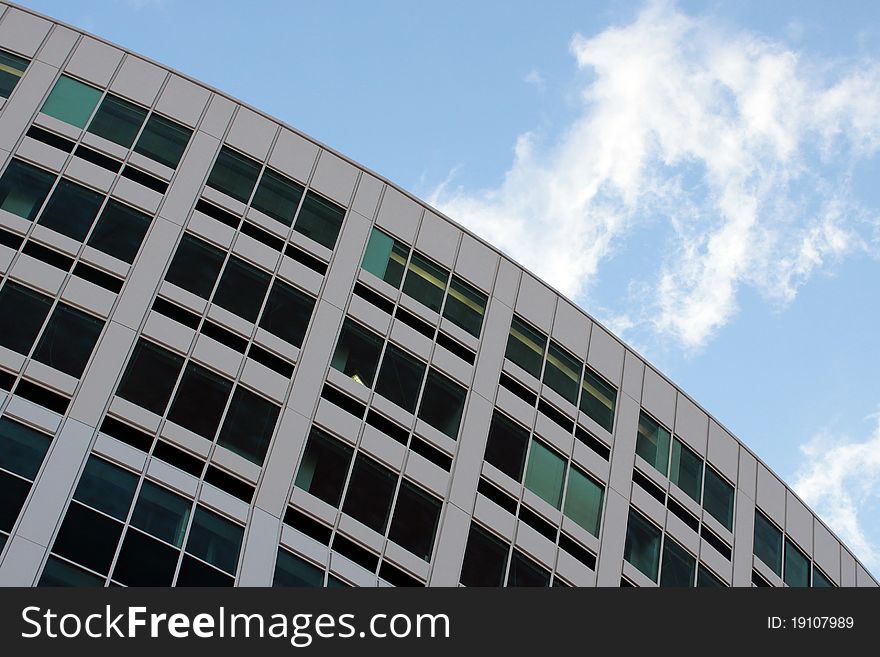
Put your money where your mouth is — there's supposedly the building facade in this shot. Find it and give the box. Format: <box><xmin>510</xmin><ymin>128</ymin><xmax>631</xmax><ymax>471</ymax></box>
<box><xmin>0</xmin><ymin>3</ymin><xmax>874</xmax><ymax>588</ymax></box>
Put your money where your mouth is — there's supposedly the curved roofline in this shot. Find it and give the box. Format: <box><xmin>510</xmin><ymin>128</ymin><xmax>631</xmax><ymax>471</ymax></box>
<box><xmin>8</xmin><ymin>0</ymin><xmax>874</xmax><ymax>582</ymax></box>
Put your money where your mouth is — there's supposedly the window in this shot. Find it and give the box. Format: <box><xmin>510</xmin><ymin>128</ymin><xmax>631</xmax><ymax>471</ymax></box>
<box><xmin>543</xmin><ymin>341</ymin><xmax>580</xmax><ymax>405</ymax></box>
<box><xmin>211</xmin><ymin>256</ymin><xmax>270</xmax><ymax>322</ymax></box>
<box><xmin>184</xmin><ymin>506</ymin><xmax>243</xmax><ymax>575</ymax></box>
<box><xmin>293</xmin><ymin>190</ymin><xmax>345</xmax><ymax>250</ymax></box>
<box><xmin>524</xmin><ymin>440</ymin><xmax>565</xmax><ymax>509</ymax></box>
<box><xmin>342</xmin><ymin>454</ymin><xmax>397</xmax><ymax>533</ymax></box>
<box><xmin>86</xmin><ymin>94</ymin><xmax>147</xmax><ymax>148</ymax></box>
<box><xmin>274</xmin><ymin>548</ymin><xmax>324</xmax><ymax>587</ymax></box>
<box><xmin>563</xmin><ymin>466</ymin><xmax>604</xmax><ymax>536</ymax></box>
<box><xmin>0</xmin><ymin>50</ymin><xmax>28</xmax><ymax>98</ymax></box>
<box><xmin>129</xmin><ymin>481</ymin><xmax>191</xmax><ymax>547</ymax></box>
<box><xmin>442</xmin><ymin>276</ymin><xmax>486</xmax><ymax>338</ymax></box>
<box><xmin>624</xmin><ymin>508</ymin><xmax>662</xmax><ymax>582</ymax></box>
<box><xmin>0</xmin><ymin>282</ymin><xmax>52</xmax><ymax>355</ymax></box>
<box><xmin>330</xmin><ymin>319</ymin><xmax>383</xmax><ymax>387</ymax></box>
<box><xmin>636</xmin><ymin>411</ymin><xmax>670</xmax><ymax>476</ymax></box>
<box><xmin>116</xmin><ymin>339</ymin><xmax>184</xmax><ymax>415</ymax></box>
<box><xmin>697</xmin><ymin>564</ymin><xmax>726</xmax><ymax>587</ymax></box>
<box><xmin>580</xmin><ymin>369</ymin><xmax>616</xmax><ymax>433</ymax></box>
<box><xmin>460</xmin><ymin>524</ymin><xmax>508</xmax><ymax>587</ymax></box>
<box><xmin>206</xmin><ymin>146</ymin><xmax>260</xmax><ymax>203</ymax></box>
<box><xmin>505</xmin><ymin>315</ymin><xmax>546</xmax><ymax>379</ymax></box>
<box><xmin>32</xmin><ymin>303</ymin><xmax>104</xmax><ymax>377</ymax></box>
<box><xmin>133</xmin><ymin>114</ymin><xmax>191</xmax><ymax>168</ymax></box>
<box><xmin>507</xmin><ymin>550</ymin><xmax>550</xmax><ymax>587</ymax></box>
<box><xmin>41</xmin><ymin>75</ymin><xmax>101</xmax><ymax>128</ymax></box>
<box><xmin>216</xmin><ymin>387</ymin><xmax>279</xmax><ymax>465</ymax></box>
<box><xmin>167</xmin><ymin>363</ymin><xmax>232</xmax><ymax>439</ymax></box>
<box><xmin>374</xmin><ymin>344</ymin><xmax>426</xmax><ymax>414</ymax></box>
<box><xmin>483</xmin><ymin>411</ymin><xmax>530</xmax><ymax>482</ymax></box>
<box><xmin>258</xmin><ymin>280</ymin><xmax>314</xmax><ymax>348</ymax></box>
<box><xmin>251</xmin><ymin>168</ymin><xmax>303</xmax><ymax>225</ymax></box>
<box><xmin>51</xmin><ymin>502</ymin><xmax>123</xmax><ymax>574</ymax></box>
<box><xmin>86</xmin><ymin>199</ymin><xmax>152</xmax><ymax>263</ymax></box>
<box><xmin>670</xmin><ymin>438</ymin><xmax>703</xmax><ymax>503</ymax></box>
<box><xmin>417</xmin><ymin>369</ymin><xmax>466</xmax><ymax>439</ymax></box>
<box><xmin>0</xmin><ymin>159</ymin><xmax>55</xmax><ymax>220</ymax></box>
<box><xmin>388</xmin><ymin>481</ymin><xmax>441</xmax><ymax>560</ymax></box>
<box><xmin>753</xmin><ymin>510</ymin><xmax>782</xmax><ymax>576</ymax></box>
<box><xmin>37</xmin><ymin>178</ymin><xmax>104</xmax><ymax>242</ymax></box>
<box><xmin>361</xmin><ymin>228</ymin><xmax>408</xmax><ymax>287</ymax></box>
<box><xmin>113</xmin><ymin>528</ymin><xmax>180</xmax><ymax>586</ymax></box>
<box><xmin>0</xmin><ymin>417</ymin><xmax>52</xmax><ymax>480</ymax></box>
<box><xmin>165</xmin><ymin>233</ymin><xmax>225</xmax><ymax>298</ymax></box>
<box><xmin>812</xmin><ymin>566</ymin><xmax>834</xmax><ymax>588</ymax></box>
<box><xmin>401</xmin><ymin>252</ymin><xmax>448</xmax><ymax>313</ymax></box>
<box><xmin>703</xmin><ymin>466</ymin><xmax>734</xmax><ymax>531</ymax></box>
<box><xmin>294</xmin><ymin>428</ymin><xmax>353</xmax><ymax>506</ymax></box>
<box><xmin>38</xmin><ymin>556</ymin><xmax>103</xmax><ymax>587</ymax></box>
<box><xmin>784</xmin><ymin>538</ymin><xmax>810</xmax><ymax>587</ymax></box>
<box><xmin>72</xmin><ymin>456</ymin><xmax>137</xmax><ymax>521</ymax></box>
<box><xmin>660</xmin><ymin>537</ymin><xmax>696</xmax><ymax>586</ymax></box>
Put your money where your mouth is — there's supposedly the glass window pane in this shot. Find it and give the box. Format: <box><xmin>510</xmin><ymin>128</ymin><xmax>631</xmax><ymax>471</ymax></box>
<box><xmin>294</xmin><ymin>428</ymin><xmax>353</xmax><ymax>507</ymax></box>
<box><xmin>0</xmin><ymin>159</ymin><xmax>55</xmax><ymax>220</ymax></box>
<box><xmin>52</xmin><ymin>502</ymin><xmax>123</xmax><ymax>574</ymax></box>
<box><xmin>0</xmin><ymin>417</ymin><xmax>52</xmax><ymax>480</ymax></box>
<box><xmin>133</xmin><ymin>114</ymin><xmax>192</xmax><ymax>168</ymax></box>
<box><xmin>130</xmin><ymin>481</ymin><xmax>191</xmax><ymax>547</ymax></box>
<box><xmin>176</xmin><ymin>553</ymin><xmax>234</xmax><ymax>587</ymax></box>
<box><xmin>258</xmin><ymin>280</ymin><xmax>315</xmax><ymax>347</ymax></box>
<box><xmin>507</xmin><ymin>549</ymin><xmax>550</xmax><ymax>587</ymax></box>
<box><xmin>293</xmin><ymin>190</ymin><xmax>345</xmax><ymax>250</ymax></box>
<box><xmin>543</xmin><ymin>341</ymin><xmax>580</xmax><ymax>404</ymax></box>
<box><xmin>251</xmin><ymin>168</ymin><xmax>303</xmax><ymax>225</ymax></box>
<box><xmin>72</xmin><ymin>456</ymin><xmax>137</xmax><ymax>521</ymax></box>
<box><xmin>753</xmin><ymin>510</ymin><xmax>782</xmax><ymax>576</ymax></box>
<box><xmin>483</xmin><ymin>411</ymin><xmax>530</xmax><ymax>482</ymax></box>
<box><xmin>636</xmin><ymin>411</ymin><xmax>671</xmax><ymax>476</ymax></box>
<box><xmin>812</xmin><ymin>566</ymin><xmax>835</xmax><ymax>588</ymax></box>
<box><xmin>165</xmin><ymin>233</ymin><xmax>225</xmax><ymax>299</ymax></box>
<box><xmin>167</xmin><ymin>363</ymin><xmax>233</xmax><ymax>439</ymax></box>
<box><xmin>670</xmin><ymin>438</ymin><xmax>703</xmax><ymax>503</ymax></box>
<box><xmin>362</xmin><ymin>228</ymin><xmax>408</xmax><ymax>288</ymax></box>
<box><xmin>564</xmin><ymin>466</ymin><xmax>604</xmax><ymax>536</ymax></box>
<box><xmin>660</xmin><ymin>537</ymin><xmax>696</xmax><ymax>587</ymax></box>
<box><xmin>524</xmin><ymin>440</ymin><xmax>565</xmax><ymax>509</ymax></box>
<box><xmin>330</xmin><ymin>318</ymin><xmax>383</xmax><ymax>387</ymax></box>
<box><xmin>41</xmin><ymin>75</ymin><xmax>101</xmax><ymax>128</ymax></box>
<box><xmin>0</xmin><ymin>50</ymin><xmax>28</xmax><ymax>98</ymax></box>
<box><xmin>417</xmin><ymin>368</ymin><xmax>466</xmax><ymax>439</ymax></box>
<box><xmin>624</xmin><ymin>509</ymin><xmax>662</xmax><ymax>582</ymax></box>
<box><xmin>206</xmin><ymin>146</ymin><xmax>260</xmax><ymax>203</ymax></box>
<box><xmin>402</xmin><ymin>252</ymin><xmax>448</xmax><ymax>313</ymax></box>
<box><xmin>116</xmin><ymin>339</ymin><xmax>184</xmax><ymax>415</ymax></box>
<box><xmin>212</xmin><ymin>256</ymin><xmax>271</xmax><ymax>322</ymax></box>
<box><xmin>784</xmin><ymin>538</ymin><xmax>810</xmax><ymax>587</ymax></box>
<box><xmin>505</xmin><ymin>315</ymin><xmax>546</xmax><ymax>379</ymax></box>
<box><xmin>216</xmin><ymin>387</ymin><xmax>279</xmax><ymax>465</ymax></box>
<box><xmin>274</xmin><ymin>548</ymin><xmax>324</xmax><ymax>587</ymax></box>
<box><xmin>388</xmin><ymin>481</ymin><xmax>441</xmax><ymax>561</ymax></box>
<box><xmin>0</xmin><ymin>470</ymin><xmax>30</xmax><ymax>532</ymax></box>
<box><xmin>38</xmin><ymin>556</ymin><xmax>104</xmax><ymax>587</ymax></box>
<box><xmin>580</xmin><ymin>368</ymin><xmax>616</xmax><ymax>433</ymax></box>
<box><xmin>697</xmin><ymin>564</ymin><xmax>726</xmax><ymax>587</ymax></box>
<box><xmin>374</xmin><ymin>344</ymin><xmax>426</xmax><ymax>414</ymax></box>
<box><xmin>185</xmin><ymin>506</ymin><xmax>243</xmax><ymax>574</ymax></box>
<box><xmin>37</xmin><ymin>178</ymin><xmax>104</xmax><ymax>241</ymax></box>
<box><xmin>703</xmin><ymin>466</ymin><xmax>734</xmax><ymax>531</ymax></box>
<box><xmin>86</xmin><ymin>94</ymin><xmax>147</xmax><ymax>148</ymax></box>
<box><xmin>460</xmin><ymin>524</ymin><xmax>508</xmax><ymax>587</ymax></box>
<box><xmin>86</xmin><ymin>199</ymin><xmax>152</xmax><ymax>263</ymax></box>
<box><xmin>33</xmin><ymin>303</ymin><xmax>104</xmax><ymax>377</ymax></box>
<box><xmin>442</xmin><ymin>276</ymin><xmax>486</xmax><ymax>338</ymax></box>
<box><xmin>112</xmin><ymin>528</ymin><xmax>179</xmax><ymax>586</ymax></box>
<box><xmin>342</xmin><ymin>454</ymin><xmax>397</xmax><ymax>533</ymax></box>
<box><xmin>0</xmin><ymin>282</ymin><xmax>52</xmax><ymax>355</ymax></box>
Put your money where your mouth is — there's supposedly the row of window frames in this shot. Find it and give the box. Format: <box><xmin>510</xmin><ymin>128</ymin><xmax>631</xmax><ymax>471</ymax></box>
<box><xmin>114</xmin><ymin>337</ymin><xmax>281</xmax><ymax>467</ymax></box>
<box><xmin>623</xmin><ymin>507</ymin><xmax>729</xmax><ymax>587</ymax></box>
<box><xmin>753</xmin><ymin>509</ymin><xmax>835</xmax><ymax>587</ymax></box>
<box><xmin>505</xmin><ymin>314</ymin><xmax>618</xmax><ymax>436</ymax></box>
<box><xmin>38</xmin><ymin>454</ymin><xmax>244</xmax><ymax>587</ymax></box>
<box><xmin>39</xmin><ymin>74</ymin><xmax>193</xmax><ymax>169</ymax></box>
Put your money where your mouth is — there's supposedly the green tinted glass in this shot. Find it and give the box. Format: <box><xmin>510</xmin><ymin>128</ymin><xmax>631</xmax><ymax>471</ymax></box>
<box><xmin>505</xmin><ymin>315</ymin><xmax>546</xmax><ymax>379</ymax></box>
<box><xmin>563</xmin><ymin>466</ymin><xmax>603</xmax><ymax>536</ymax></box>
<box><xmin>524</xmin><ymin>440</ymin><xmax>565</xmax><ymax>509</ymax></box>
<box><xmin>442</xmin><ymin>276</ymin><xmax>486</xmax><ymax>338</ymax></box>
<box><xmin>580</xmin><ymin>369</ymin><xmax>616</xmax><ymax>433</ymax></box>
<box><xmin>0</xmin><ymin>50</ymin><xmax>28</xmax><ymax>98</ymax></box>
<box><xmin>87</xmin><ymin>94</ymin><xmax>147</xmax><ymax>148</ymax></box>
<box><xmin>753</xmin><ymin>510</ymin><xmax>782</xmax><ymax>576</ymax></box>
<box><xmin>362</xmin><ymin>228</ymin><xmax>408</xmax><ymax>288</ymax></box>
<box><xmin>41</xmin><ymin>75</ymin><xmax>101</xmax><ymax>128</ymax></box>
<box><xmin>402</xmin><ymin>252</ymin><xmax>448</xmax><ymax>313</ymax></box>
<box><xmin>670</xmin><ymin>438</ymin><xmax>703</xmax><ymax>503</ymax></box>
<box><xmin>635</xmin><ymin>411</ymin><xmax>670</xmax><ymax>476</ymax></box>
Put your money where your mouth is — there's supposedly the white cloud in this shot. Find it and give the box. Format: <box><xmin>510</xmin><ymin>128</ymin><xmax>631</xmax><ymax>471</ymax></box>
<box><xmin>430</xmin><ymin>0</ymin><xmax>880</xmax><ymax>350</ymax></box>
<box><xmin>793</xmin><ymin>416</ymin><xmax>880</xmax><ymax>575</ymax></box>
<box><xmin>524</xmin><ymin>68</ymin><xmax>545</xmax><ymax>88</ymax></box>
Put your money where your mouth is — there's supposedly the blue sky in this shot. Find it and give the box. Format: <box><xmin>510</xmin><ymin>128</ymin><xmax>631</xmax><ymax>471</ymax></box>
<box><xmin>18</xmin><ymin>0</ymin><xmax>880</xmax><ymax>575</ymax></box>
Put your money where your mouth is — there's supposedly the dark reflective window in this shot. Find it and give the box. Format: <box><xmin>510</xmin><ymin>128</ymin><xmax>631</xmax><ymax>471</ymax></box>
<box><xmin>388</xmin><ymin>481</ymin><xmax>441</xmax><ymax>560</ymax></box>
<box><xmin>40</xmin><ymin>75</ymin><xmax>101</xmax><ymax>129</ymax></box>
<box><xmin>165</xmin><ymin>233</ymin><xmax>225</xmax><ymax>298</ymax></box>
<box><xmin>134</xmin><ymin>114</ymin><xmax>192</xmax><ymax>169</ymax></box>
<box><xmin>703</xmin><ymin>466</ymin><xmax>734</xmax><ymax>531</ymax></box>
<box><xmin>505</xmin><ymin>315</ymin><xmax>546</xmax><ymax>379</ymax></box>
<box><xmin>37</xmin><ymin>178</ymin><xmax>103</xmax><ymax>242</ymax></box>
<box><xmin>442</xmin><ymin>276</ymin><xmax>486</xmax><ymax>337</ymax></box>
<box><xmin>212</xmin><ymin>256</ymin><xmax>270</xmax><ymax>322</ymax></box>
<box><xmin>0</xmin><ymin>282</ymin><xmax>52</xmax><ymax>355</ymax></box>
<box><xmin>507</xmin><ymin>550</ymin><xmax>550</xmax><ymax>587</ymax></box>
<box><xmin>402</xmin><ymin>252</ymin><xmax>448</xmax><ymax>313</ymax></box>
<box><xmin>185</xmin><ymin>506</ymin><xmax>243</xmax><ymax>575</ymax></box>
<box><xmin>167</xmin><ymin>363</ymin><xmax>232</xmax><ymax>439</ymax></box>
<box><xmin>216</xmin><ymin>387</ymin><xmax>279</xmax><ymax>465</ymax></box>
<box><xmin>87</xmin><ymin>94</ymin><xmax>147</xmax><ymax>148</ymax></box>
<box><xmin>784</xmin><ymin>538</ymin><xmax>810</xmax><ymax>587</ymax></box>
<box><xmin>564</xmin><ymin>465</ymin><xmax>604</xmax><ymax>537</ymax></box>
<box><xmin>330</xmin><ymin>319</ymin><xmax>383</xmax><ymax>387</ymax></box>
<box><xmin>293</xmin><ymin>191</ymin><xmax>345</xmax><ymax>250</ymax></box>
<box><xmin>0</xmin><ymin>471</ymin><xmax>30</xmax><ymax>532</ymax></box>
<box><xmin>460</xmin><ymin>524</ymin><xmax>508</xmax><ymax>587</ymax></box>
<box><xmin>38</xmin><ymin>556</ymin><xmax>104</xmax><ymax>587</ymax></box>
<box><xmin>129</xmin><ymin>481</ymin><xmax>191</xmax><ymax>547</ymax></box>
<box><xmin>417</xmin><ymin>369</ymin><xmax>465</xmax><ymax>439</ymax></box>
<box><xmin>0</xmin><ymin>50</ymin><xmax>28</xmax><ymax>98</ymax></box>
<box><xmin>72</xmin><ymin>456</ymin><xmax>137</xmax><ymax>521</ymax></box>
<box><xmin>812</xmin><ymin>566</ymin><xmax>834</xmax><ymax>588</ymax></box>
<box><xmin>52</xmin><ymin>503</ymin><xmax>123</xmax><ymax>574</ymax></box>
<box><xmin>670</xmin><ymin>438</ymin><xmax>703</xmax><ymax>504</ymax></box>
<box><xmin>484</xmin><ymin>411</ymin><xmax>529</xmax><ymax>482</ymax></box>
<box><xmin>753</xmin><ymin>510</ymin><xmax>782</xmax><ymax>576</ymax></box>
<box><xmin>294</xmin><ymin>428</ymin><xmax>353</xmax><ymax>507</ymax></box>
<box><xmin>176</xmin><ymin>554</ymin><xmax>233</xmax><ymax>586</ymax></box>
<box><xmin>636</xmin><ymin>411</ymin><xmax>670</xmax><ymax>476</ymax></box>
<box><xmin>361</xmin><ymin>228</ymin><xmax>408</xmax><ymax>288</ymax></box>
<box><xmin>0</xmin><ymin>417</ymin><xmax>52</xmax><ymax>480</ymax></box>
<box><xmin>258</xmin><ymin>280</ymin><xmax>314</xmax><ymax>348</ymax></box>
<box><xmin>112</xmin><ymin>528</ymin><xmax>180</xmax><ymax>586</ymax></box>
<box><xmin>580</xmin><ymin>369</ymin><xmax>616</xmax><ymax>433</ymax></box>
<box><xmin>251</xmin><ymin>168</ymin><xmax>303</xmax><ymax>225</ymax></box>
<box><xmin>274</xmin><ymin>548</ymin><xmax>323</xmax><ymax>587</ymax></box>
<box><xmin>524</xmin><ymin>440</ymin><xmax>565</xmax><ymax>509</ymax></box>
<box><xmin>0</xmin><ymin>159</ymin><xmax>55</xmax><ymax>221</ymax></box>
<box><xmin>86</xmin><ymin>200</ymin><xmax>152</xmax><ymax>263</ymax></box>
<box><xmin>543</xmin><ymin>342</ymin><xmax>579</xmax><ymax>405</ymax></box>
<box><xmin>624</xmin><ymin>509</ymin><xmax>661</xmax><ymax>582</ymax></box>
<box><xmin>697</xmin><ymin>564</ymin><xmax>726</xmax><ymax>587</ymax></box>
<box><xmin>375</xmin><ymin>344</ymin><xmax>426</xmax><ymax>414</ymax></box>
<box><xmin>33</xmin><ymin>303</ymin><xmax>104</xmax><ymax>377</ymax></box>
<box><xmin>342</xmin><ymin>454</ymin><xmax>397</xmax><ymax>533</ymax></box>
<box><xmin>116</xmin><ymin>339</ymin><xmax>183</xmax><ymax>415</ymax></box>
<box><xmin>660</xmin><ymin>537</ymin><xmax>696</xmax><ymax>587</ymax></box>
<box><xmin>206</xmin><ymin>146</ymin><xmax>260</xmax><ymax>203</ymax></box>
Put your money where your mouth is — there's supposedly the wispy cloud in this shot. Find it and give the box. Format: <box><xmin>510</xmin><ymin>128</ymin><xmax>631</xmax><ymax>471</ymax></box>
<box><xmin>793</xmin><ymin>415</ymin><xmax>880</xmax><ymax>574</ymax></box>
<box><xmin>430</xmin><ymin>0</ymin><xmax>880</xmax><ymax>350</ymax></box>
<box><xmin>523</xmin><ymin>68</ymin><xmax>545</xmax><ymax>88</ymax></box>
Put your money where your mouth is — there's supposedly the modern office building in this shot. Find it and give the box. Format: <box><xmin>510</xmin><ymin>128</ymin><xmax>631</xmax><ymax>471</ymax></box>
<box><xmin>0</xmin><ymin>3</ymin><xmax>874</xmax><ymax>588</ymax></box>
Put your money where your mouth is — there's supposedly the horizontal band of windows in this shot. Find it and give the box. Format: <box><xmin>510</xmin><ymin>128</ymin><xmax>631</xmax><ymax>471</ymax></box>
<box><xmin>73</xmin><ymin>145</ymin><xmax>121</xmax><ymax>174</ymax></box>
<box><xmin>282</xmin><ymin>507</ymin><xmax>333</xmax><ymax>546</ymax></box>
<box><xmin>99</xmin><ymin>415</ymin><xmax>154</xmax><ymax>452</ymax></box>
<box><xmin>12</xmin><ymin>379</ymin><xmax>70</xmax><ymax>414</ymax></box>
<box><xmin>26</xmin><ymin>125</ymin><xmax>75</xmax><ymax>153</ymax></box>
<box><xmin>477</xmin><ymin>477</ymin><xmax>518</xmax><ymax>514</ymax></box>
<box><xmin>203</xmin><ymin>465</ymin><xmax>255</xmax><ymax>504</ymax></box>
